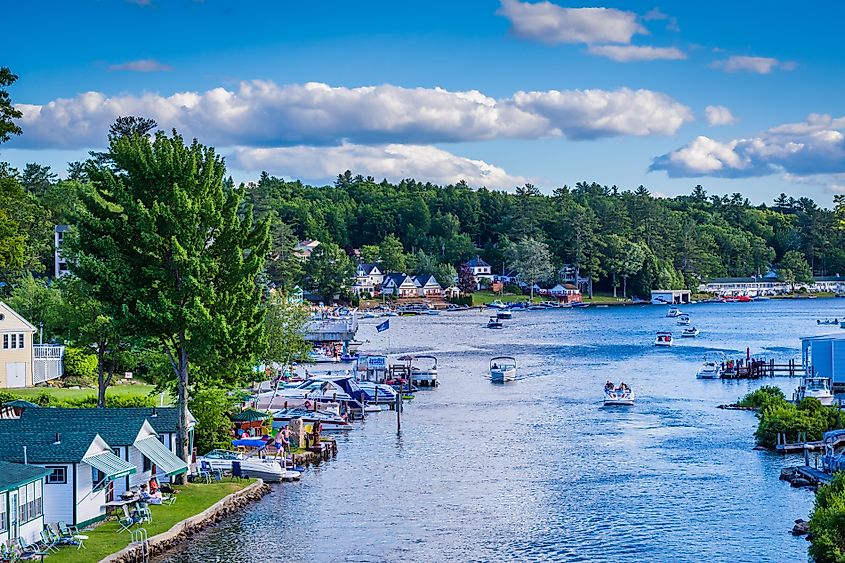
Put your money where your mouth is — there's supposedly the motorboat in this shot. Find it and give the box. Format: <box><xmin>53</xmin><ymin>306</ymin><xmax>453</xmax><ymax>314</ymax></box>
<box><xmin>571</xmin><ymin>302</ymin><xmax>590</xmax><ymax>308</ymax></box>
<box><xmin>794</xmin><ymin>376</ymin><xmax>834</xmax><ymax>406</ymax></box>
<box><xmin>528</xmin><ymin>304</ymin><xmax>546</xmax><ymax>310</ymax></box>
<box><xmin>603</xmin><ymin>381</ymin><xmax>635</xmax><ymax>406</ymax></box>
<box><xmin>271</xmin><ymin>407</ymin><xmax>353</xmax><ymax>431</ymax></box>
<box><xmin>654</xmin><ymin>332</ymin><xmax>673</xmax><ymax>346</ymax></box>
<box><xmin>490</xmin><ymin>356</ymin><xmax>517</xmax><ymax>382</ymax></box>
<box><xmin>272</xmin><ymin>377</ymin><xmax>364</xmax><ymax>410</ymax></box>
<box><xmin>666</xmin><ymin>307</ymin><xmax>682</xmax><ymax>318</ymax></box>
<box><xmin>356</xmin><ymin>381</ymin><xmax>399</xmax><ymax>404</ymax></box>
<box><xmin>198</xmin><ymin>442</ymin><xmax>298</xmax><ymax>482</ymax></box>
<box><xmin>346</xmin><ymin>340</ymin><xmax>365</xmax><ymax>353</ymax></box>
<box><xmin>818</xmin><ymin>318</ymin><xmax>840</xmax><ymax>326</ymax></box>
<box><xmin>308</xmin><ymin>348</ymin><xmax>340</xmax><ymax>363</ymax></box>
<box><xmin>497</xmin><ymin>309</ymin><xmax>513</xmax><ymax>320</ymax></box>
<box><xmin>399</xmin><ymin>355</ymin><xmax>439</xmax><ymax>387</ymax></box>
<box><xmin>540</xmin><ymin>301</ymin><xmax>560</xmax><ymax>308</ymax></box>
<box><xmin>676</xmin><ymin>314</ymin><xmax>691</xmax><ymax>325</ymax></box>
<box><xmin>486</xmin><ymin>300</ymin><xmax>509</xmax><ymax>310</ymax></box>
<box><xmin>487</xmin><ymin>317</ymin><xmax>504</xmax><ymax>329</ymax></box>
<box><xmin>696</xmin><ymin>353</ymin><xmax>724</xmax><ymax>379</ymax></box>
<box><xmin>680</xmin><ymin>326</ymin><xmax>700</xmax><ymax>337</ymax></box>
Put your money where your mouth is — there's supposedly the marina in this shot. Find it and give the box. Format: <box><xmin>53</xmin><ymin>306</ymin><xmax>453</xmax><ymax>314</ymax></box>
<box><xmin>155</xmin><ymin>298</ymin><xmax>843</xmax><ymax>563</ymax></box>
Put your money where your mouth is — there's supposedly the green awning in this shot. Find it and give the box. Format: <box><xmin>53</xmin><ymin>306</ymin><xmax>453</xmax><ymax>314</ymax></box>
<box><xmin>83</xmin><ymin>451</ymin><xmax>136</xmax><ymax>480</ymax></box>
<box><xmin>231</xmin><ymin>408</ymin><xmax>271</xmax><ymax>422</ymax></box>
<box><xmin>2</xmin><ymin>400</ymin><xmax>40</xmax><ymax>409</ymax></box>
<box><xmin>134</xmin><ymin>436</ymin><xmax>188</xmax><ymax>477</ymax></box>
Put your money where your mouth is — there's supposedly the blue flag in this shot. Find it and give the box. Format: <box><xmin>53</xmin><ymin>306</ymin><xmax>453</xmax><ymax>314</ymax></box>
<box><xmin>376</xmin><ymin>320</ymin><xmax>390</xmax><ymax>333</ymax></box>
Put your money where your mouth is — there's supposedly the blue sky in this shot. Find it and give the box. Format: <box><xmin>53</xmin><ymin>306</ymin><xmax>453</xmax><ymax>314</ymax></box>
<box><xmin>3</xmin><ymin>1</ymin><xmax>844</xmax><ymax>205</ymax></box>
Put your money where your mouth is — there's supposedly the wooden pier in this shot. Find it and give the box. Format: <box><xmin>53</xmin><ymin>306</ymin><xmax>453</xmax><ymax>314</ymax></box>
<box><xmin>721</xmin><ymin>358</ymin><xmax>805</xmax><ymax>379</ymax></box>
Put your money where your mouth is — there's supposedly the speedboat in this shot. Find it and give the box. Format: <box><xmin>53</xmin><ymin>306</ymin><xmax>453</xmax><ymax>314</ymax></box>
<box><xmin>654</xmin><ymin>332</ymin><xmax>673</xmax><ymax>346</ymax></box>
<box><xmin>680</xmin><ymin>326</ymin><xmax>700</xmax><ymax>337</ymax></box>
<box><xmin>490</xmin><ymin>356</ymin><xmax>517</xmax><ymax>382</ymax></box>
<box><xmin>696</xmin><ymin>353</ymin><xmax>723</xmax><ymax>379</ymax></box>
<box><xmin>487</xmin><ymin>317</ymin><xmax>504</xmax><ymax>329</ymax></box>
<box><xmin>497</xmin><ymin>309</ymin><xmax>513</xmax><ymax>320</ymax></box>
<box><xmin>666</xmin><ymin>307</ymin><xmax>682</xmax><ymax>318</ymax></box>
<box><xmin>818</xmin><ymin>319</ymin><xmax>840</xmax><ymax>326</ymax></box>
<box><xmin>603</xmin><ymin>382</ymin><xmax>634</xmax><ymax>406</ymax></box>
<box><xmin>399</xmin><ymin>354</ymin><xmax>439</xmax><ymax>387</ymax></box>
<box><xmin>356</xmin><ymin>381</ymin><xmax>399</xmax><ymax>404</ymax></box>
<box><xmin>795</xmin><ymin>376</ymin><xmax>834</xmax><ymax>406</ymax></box>
<box><xmin>272</xmin><ymin>377</ymin><xmax>364</xmax><ymax>410</ymax></box>
<box><xmin>571</xmin><ymin>302</ymin><xmax>590</xmax><ymax>308</ymax></box>
<box><xmin>199</xmin><ymin>443</ymin><xmax>296</xmax><ymax>482</ymax></box>
<box><xmin>676</xmin><ymin>314</ymin><xmax>691</xmax><ymax>325</ymax></box>
<box><xmin>487</xmin><ymin>300</ymin><xmax>509</xmax><ymax>310</ymax></box>
<box><xmin>271</xmin><ymin>407</ymin><xmax>353</xmax><ymax>431</ymax></box>
<box><xmin>308</xmin><ymin>348</ymin><xmax>340</xmax><ymax>363</ymax></box>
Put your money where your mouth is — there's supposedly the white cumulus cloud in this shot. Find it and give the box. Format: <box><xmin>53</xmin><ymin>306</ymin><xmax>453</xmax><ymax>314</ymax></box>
<box><xmin>229</xmin><ymin>144</ymin><xmax>529</xmax><ymax>189</ymax></box>
<box><xmin>650</xmin><ymin>114</ymin><xmax>845</xmax><ymax>183</ymax></box>
<box><xmin>496</xmin><ymin>0</ymin><xmax>645</xmax><ymax>45</ymax></box>
<box><xmin>586</xmin><ymin>45</ymin><xmax>686</xmax><ymax>62</ymax></box>
<box><xmin>11</xmin><ymin>81</ymin><xmax>693</xmax><ymax>150</ymax></box>
<box><xmin>710</xmin><ymin>56</ymin><xmax>796</xmax><ymax>74</ymax></box>
<box><xmin>704</xmin><ymin>105</ymin><xmax>737</xmax><ymax>126</ymax></box>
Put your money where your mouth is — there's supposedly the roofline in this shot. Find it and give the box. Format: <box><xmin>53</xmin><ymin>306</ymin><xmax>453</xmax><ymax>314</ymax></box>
<box><xmin>0</xmin><ymin>301</ymin><xmax>37</xmax><ymax>332</ymax></box>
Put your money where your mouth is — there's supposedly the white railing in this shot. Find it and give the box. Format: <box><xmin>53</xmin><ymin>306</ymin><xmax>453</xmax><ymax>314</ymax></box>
<box><xmin>33</xmin><ymin>344</ymin><xmax>64</xmax><ymax>384</ymax></box>
<box><xmin>33</xmin><ymin>344</ymin><xmax>65</xmax><ymax>359</ymax></box>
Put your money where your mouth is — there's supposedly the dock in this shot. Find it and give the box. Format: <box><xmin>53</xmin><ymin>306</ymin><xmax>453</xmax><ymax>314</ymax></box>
<box><xmin>721</xmin><ymin>358</ymin><xmax>806</xmax><ymax>379</ymax></box>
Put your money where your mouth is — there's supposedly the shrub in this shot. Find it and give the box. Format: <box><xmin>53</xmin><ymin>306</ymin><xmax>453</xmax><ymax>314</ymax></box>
<box><xmin>504</xmin><ymin>284</ymin><xmax>522</xmax><ymax>295</ymax></box>
<box><xmin>810</xmin><ymin>472</ymin><xmax>845</xmax><ymax>563</ymax></box>
<box><xmin>754</xmin><ymin>396</ymin><xmax>838</xmax><ymax>449</ymax></box>
<box><xmin>190</xmin><ymin>388</ymin><xmax>237</xmax><ymax>454</ymax></box>
<box><xmin>737</xmin><ymin>385</ymin><xmax>786</xmax><ymax>409</ymax></box>
<box><xmin>63</xmin><ymin>347</ymin><xmax>98</xmax><ymax>382</ymax></box>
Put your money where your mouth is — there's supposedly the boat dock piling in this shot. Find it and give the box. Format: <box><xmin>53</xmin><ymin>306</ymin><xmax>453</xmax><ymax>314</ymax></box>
<box><xmin>721</xmin><ymin>358</ymin><xmax>806</xmax><ymax>379</ymax></box>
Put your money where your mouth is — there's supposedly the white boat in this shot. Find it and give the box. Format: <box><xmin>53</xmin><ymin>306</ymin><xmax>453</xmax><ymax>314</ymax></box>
<box><xmin>603</xmin><ymin>382</ymin><xmax>635</xmax><ymax>406</ymax></box>
<box><xmin>795</xmin><ymin>376</ymin><xmax>834</xmax><ymax>406</ymax></box>
<box><xmin>198</xmin><ymin>446</ymin><xmax>296</xmax><ymax>483</ymax></box>
<box><xmin>486</xmin><ymin>300</ymin><xmax>509</xmax><ymax>310</ymax></box>
<box><xmin>346</xmin><ymin>340</ymin><xmax>365</xmax><ymax>353</ymax></box>
<box><xmin>654</xmin><ymin>332</ymin><xmax>673</xmax><ymax>346</ymax></box>
<box><xmin>271</xmin><ymin>407</ymin><xmax>353</xmax><ymax>431</ymax></box>
<box><xmin>676</xmin><ymin>314</ymin><xmax>691</xmax><ymax>325</ymax></box>
<box><xmin>666</xmin><ymin>307</ymin><xmax>682</xmax><ymax>318</ymax></box>
<box><xmin>399</xmin><ymin>354</ymin><xmax>438</xmax><ymax>387</ymax></box>
<box><xmin>490</xmin><ymin>356</ymin><xmax>517</xmax><ymax>382</ymax></box>
<box><xmin>487</xmin><ymin>317</ymin><xmax>504</xmax><ymax>329</ymax></box>
<box><xmin>696</xmin><ymin>353</ymin><xmax>723</xmax><ymax>379</ymax></box>
<box><xmin>680</xmin><ymin>326</ymin><xmax>700</xmax><ymax>337</ymax></box>
<box><xmin>308</xmin><ymin>348</ymin><xmax>340</xmax><ymax>363</ymax></box>
<box><xmin>497</xmin><ymin>309</ymin><xmax>513</xmax><ymax>320</ymax></box>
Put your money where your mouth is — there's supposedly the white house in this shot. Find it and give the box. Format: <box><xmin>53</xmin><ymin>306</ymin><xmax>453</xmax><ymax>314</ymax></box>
<box><xmin>0</xmin><ymin>302</ymin><xmax>65</xmax><ymax>388</ymax></box>
<box><xmin>462</xmin><ymin>256</ymin><xmax>493</xmax><ymax>288</ymax></box>
<box><xmin>698</xmin><ymin>277</ymin><xmax>787</xmax><ymax>296</ymax></box>
<box><xmin>0</xmin><ymin>461</ymin><xmax>48</xmax><ymax>546</ymax></box>
<box><xmin>293</xmin><ymin>240</ymin><xmax>321</xmax><ymax>260</ymax></box>
<box><xmin>412</xmin><ymin>274</ymin><xmax>443</xmax><ymax>298</ymax></box>
<box><xmin>54</xmin><ymin>225</ymin><xmax>70</xmax><ymax>278</ymax></box>
<box><xmin>550</xmin><ymin>283</ymin><xmax>582</xmax><ymax>303</ymax></box>
<box><xmin>381</xmin><ymin>273</ymin><xmax>418</xmax><ymax>298</ymax></box>
<box><xmin>0</xmin><ymin>429</ymin><xmax>135</xmax><ymax>528</ymax></box>
<box><xmin>651</xmin><ymin>290</ymin><xmax>691</xmax><ymax>304</ymax></box>
<box><xmin>351</xmin><ymin>263</ymin><xmax>384</xmax><ymax>296</ymax></box>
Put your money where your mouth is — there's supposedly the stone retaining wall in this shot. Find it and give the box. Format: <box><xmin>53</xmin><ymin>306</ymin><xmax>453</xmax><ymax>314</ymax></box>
<box><xmin>101</xmin><ymin>480</ymin><xmax>271</xmax><ymax>563</ymax></box>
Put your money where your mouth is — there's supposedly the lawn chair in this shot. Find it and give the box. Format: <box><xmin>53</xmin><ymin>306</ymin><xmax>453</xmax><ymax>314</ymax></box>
<box><xmin>200</xmin><ymin>461</ymin><xmax>222</xmax><ymax>483</ymax></box>
<box><xmin>57</xmin><ymin>521</ymin><xmax>79</xmax><ymax>538</ymax></box>
<box><xmin>50</xmin><ymin>523</ymin><xmax>79</xmax><ymax>547</ymax></box>
<box><xmin>231</xmin><ymin>461</ymin><xmax>250</xmax><ymax>482</ymax></box>
<box><xmin>15</xmin><ymin>538</ymin><xmax>48</xmax><ymax>561</ymax></box>
<box><xmin>161</xmin><ymin>493</ymin><xmax>176</xmax><ymax>506</ymax></box>
<box><xmin>38</xmin><ymin>530</ymin><xmax>59</xmax><ymax>553</ymax></box>
<box><xmin>135</xmin><ymin>501</ymin><xmax>152</xmax><ymax>524</ymax></box>
<box><xmin>117</xmin><ymin>504</ymin><xmax>137</xmax><ymax>533</ymax></box>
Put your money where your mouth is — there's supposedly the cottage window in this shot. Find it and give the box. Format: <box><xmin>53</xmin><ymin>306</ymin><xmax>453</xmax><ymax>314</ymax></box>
<box><xmin>143</xmin><ymin>454</ymin><xmax>152</xmax><ymax>473</ymax></box>
<box><xmin>92</xmin><ymin>467</ymin><xmax>106</xmax><ymax>492</ymax></box>
<box><xmin>45</xmin><ymin>466</ymin><xmax>67</xmax><ymax>484</ymax></box>
<box><xmin>2</xmin><ymin>334</ymin><xmax>6</xmax><ymax>349</ymax></box>
<box><xmin>0</xmin><ymin>492</ymin><xmax>6</xmax><ymax>532</ymax></box>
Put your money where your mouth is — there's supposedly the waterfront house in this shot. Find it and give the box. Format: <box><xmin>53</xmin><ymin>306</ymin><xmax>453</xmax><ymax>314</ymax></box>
<box><xmin>698</xmin><ymin>277</ymin><xmax>787</xmax><ymax>296</ymax></box>
<box><xmin>0</xmin><ymin>460</ymin><xmax>48</xmax><ymax>545</ymax></box>
<box><xmin>352</xmin><ymin>263</ymin><xmax>384</xmax><ymax>296</ymax></box>
<box><xmin>812</xmin><ymin>275</ymin><xmax>845</xmax><ymax>293</ymax></box>
<box><xmin>650</xmin><ymin>290</ymin><xmax>691</xmax><ymax>305</ymax></box>
<box><xmin>443</xmin><ymin>286</ymin><xmax>460</xmax><ymax>299</ymax></box>
<box><xmin>293</xmin><ymin>240</ymin><xmax>321</xmax><ymax>260</ymax></box>
<box><xmin>550</xmin><ymin>283</ymin><xmax>582</xmax><ymax>303</ymax></box>
<box><xmin>462</xmin><ymin>256</ymin><xmax>493</xmax><ymax>289</ymax></box>
<box><xmin>54</xmin><ymin>225</ymin><xmax>70</xmax><ymax>278</ymax></box>
<box><xmin>0</xmin><ymin>430</ymin><xmax>134</xmax><ymax>528</ymax></box>
<box><xmin>381</xmin><ymin>273</ymin><xmax>418</xmax><ymax>298</ymax></box>
<box><xmin>802</xmin><ymin>332</ymin><xmax>845</xmax><ymax>389</ymax></box>
<box><xmin>0</xmin><ymin>302</ymin><xmax>65</xmax><ymax>388</ymax></box>
<box><xmin>412</xmin><ymin>274</ymin><xmax>442</xmax><ymax>298</ymax></box>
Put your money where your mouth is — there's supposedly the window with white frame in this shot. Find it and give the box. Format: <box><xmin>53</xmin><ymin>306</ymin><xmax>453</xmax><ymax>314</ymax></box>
<box><xmin>45</xmin><ymin>466</ymin><xmax>67</xmax><ymax>484</ymax></box>
<box><xmin>2</xmin><ymin>333</ymin><xmax>25</xmax><ymax>350</ymax></box>
<box><xmin>0</xmin><ymin>492</ymin><xmax>6</xmax><ymax>532</ymax></box>
<box><xmin>18</xmin><ymin>481</ymin><xmax>42</xmax><ymax>523</ymax></box>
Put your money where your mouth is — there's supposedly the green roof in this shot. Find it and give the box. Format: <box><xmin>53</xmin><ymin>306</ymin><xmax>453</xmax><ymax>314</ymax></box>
<box><xmin>0</xmin><ymin>461</ymin><xmax>49</xmax><ymax>492</ymax></box>
<box><xmin>231</xmin><ymin>409</ymin><xmax>271</xmax><ymax>422</ymax></box>
<box><xmin>134</xmin><ymin>437</ymin><xmax>187</xmax><ymax>476</ymax></box>
<box><xmin>0</xmin><ymin>431</ymin><xmax>102</xmax><ymax>463</ymax></box>
<box><xmin>0</xmin><ymin>407</ymin><xmax>194</xmax><ymax>447</ymax></box>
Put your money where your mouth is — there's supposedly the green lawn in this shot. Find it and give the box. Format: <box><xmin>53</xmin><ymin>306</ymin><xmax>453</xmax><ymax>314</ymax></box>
<box><xmin>471</xmin><ymin>291</ymin><xmax>535</xmax><ymax>305</ymax></box>
<box><xmin>48</xmin><ymin>480</ymin><xmax>255</xmax><ymax>562</ymax></box>
<box><xmin>6</xmin><ymin>384</ymin><xmax>171</xmax><ymax>404</ymax></box>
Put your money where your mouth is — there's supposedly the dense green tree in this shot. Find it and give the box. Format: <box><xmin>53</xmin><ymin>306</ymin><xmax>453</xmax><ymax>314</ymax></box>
<box><xmin>778</xmin><ymin>250</ymin><xmax>814</xmax><ymax>291</ymax></box>
<box><xmin>7</xmin><ymin>273</ymin><xmax>62</xmax><ymax>339</ymax></box>
<box><xmin>70</xmin><ymin>129</ymin><xmax>269</xmax><ymax>479</ymax></box>
<box><xmin>509</xmin><ymin>238</ymin><xmax>554</xmax><ymax>300</ymax></box>
<box><xmin>19</xmin><ymin>163</ymin><xmax>57</xmax><ymax>197</ymax></box>
<box><xmin>0</xmin><ymin>68</ymin><xmax>22</xmax><ymax>144</ymax></box>
<box><xmin>304</xmin><ymin>241</ymin><xmax>354</xmax><ymax>302</ymax></box>
<box><xmin>260</xmin><ymin>292</ymin><xmax>311</xmax><ymax>374</ymax></box>
<box><xmin>361</xmin><ymin>244</ymin><xmax>381</xmax><ymax>263</ymax></box>
<box><xmin>378</xmin><ymin>234</ymin><xmax>407</xmax><ymax>272</ymax></box>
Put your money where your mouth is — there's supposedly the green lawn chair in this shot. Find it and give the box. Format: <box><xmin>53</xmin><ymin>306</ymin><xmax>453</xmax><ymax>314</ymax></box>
<box><xmin>117</xmin><ymin>505</ymin><xmax>137</xmax><ymax>533</ymax></box>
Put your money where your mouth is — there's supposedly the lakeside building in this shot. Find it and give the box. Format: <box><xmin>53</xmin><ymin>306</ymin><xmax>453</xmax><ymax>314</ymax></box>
<box><xmin>413</xmin><ymin>274</ymin><xmax>443</xmax><ymax>298</ymax></box>
<box><xmin>698</xmin><ymin>276</ymin><xmax>845</xmax><ymax>296</ymax></box>
<box><xmin>802</xmin><ymin>332</ymin><xmax>845</xmax><ymax>389</ymax></box>
<box><xmin>650</xmin><ymin>290</ymin><xmax>691</xmax><ymax>305</ymax></box>
<box><xmin>0</xmin><ymin>460</ymin><xmax>49</xmax><ymax>545</ymax></box>
<box><xmin>351</xmin><ymin>263</ymin><xmax>384</xmax><ymax>297</ymax></box>
<box><xmin>550</xmin><ymin>283</ymin><xmax>583</xmax><ymax>303</ymax></box>
<box><xmin>462</xmin><ymin>256</ymin><xmax>493</xmax><ymax>289</ymax></box>
<box><xmin>293</xmin><ymin>240</ymin><xmax>321</xmax><ymax>260</ymax></box>
<box><xmin>0</xmin><ymin>302</ymin><xmax>64</xmax><ymax>388</ymax></box>
<box><xmin>381</xmin><ymin>273</ymin><xmax>418</xmax><ymax>298</ymax></box>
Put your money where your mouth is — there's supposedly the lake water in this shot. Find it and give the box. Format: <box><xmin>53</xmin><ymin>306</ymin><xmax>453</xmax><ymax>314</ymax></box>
<box><xmin>157</xmin><ymin>299</ymin><xmax>845</xmax><ymax>563</ymax></box>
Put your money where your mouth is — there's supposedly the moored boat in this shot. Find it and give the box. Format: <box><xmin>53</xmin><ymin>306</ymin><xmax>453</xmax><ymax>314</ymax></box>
<box><xmin>271</xmin><ymin>407</ymin><xmax>353</xmax><ymax>431</ymax></box>
<box><xmin>486</xmin><ymin>300</ymin><xmax>509</xmax><ymax>310</ymax></box>
<box><xmin>681</xmin><ymin>326</ymin><xmax>700</xmax><ymax>337</ymax></box>
<box><xmin>794</xmin><ymin>376</ymin><xmax>834</xmax><ymax>406</ymax></box>
<box><xmin>487</xmin><ymin>317</ymin><xmax>504</xmax><ymax>329</ymax></box>
<box><xmin>696</xmin><ymin>353</ymin><xmax>724</xmax><ymax>379</ymax></box>
<box><xmin>490</xmin><ymin>356</ymin><xmax>517</xmax><ymax>382</ymax></box>
<box><xmin>497</xmin><ymin>309</ymin><xmax>513</xmax><ymax>320</ymax></box>
<box><xmin>655</xmin><ymin>332</ymin><xmax>673</xmax><ymax>346</ymax></box>
<box><xmin>603</xmin><ymin>381</ymin><xmax>634</xmax><ymax>406</ymax></box>
<box><xmin>399</xmin><ymin>354</ymin><xmax>439</xmax><ymax>387</ymax></box>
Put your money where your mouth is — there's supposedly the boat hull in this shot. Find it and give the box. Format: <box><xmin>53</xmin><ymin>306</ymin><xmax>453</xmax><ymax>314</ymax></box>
<box><xmin>490</xmin><ymin>368</ymin><xmax>516</xmax><ymax>382</ymax></box>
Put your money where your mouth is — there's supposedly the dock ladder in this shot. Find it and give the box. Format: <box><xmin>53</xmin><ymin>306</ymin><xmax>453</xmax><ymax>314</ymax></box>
<box><xmin>130</xmin><ymin>528</ymin><xmax>150</xmax><ymax>563</ymax></box>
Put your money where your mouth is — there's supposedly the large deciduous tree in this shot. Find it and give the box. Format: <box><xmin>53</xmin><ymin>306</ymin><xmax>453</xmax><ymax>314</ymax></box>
<box><xmin>71</xmin><ymin>129</ymin><xmax>269</xmax><ymax>479</ymax></box>
<box><xmin>303</xmin><ymin>241</ymin><xmax>353</xmax><ymax>302</ymax></box>
<box><xmin>260</xmin><ymin>292</ymin><xmax>311</xmax><ymax>376</ymax></box>
<box><xmin>778</xmin><ymin>250</ymin><xmax>814</xmax><ymax>292</ymax></box>
<box><xmin>0</xmin><ymin>68</ymin><xmax>22</xmax><ymax>145</ymax></box>
<box><xmin>509</xmin><ymin>238</ymin><xmax>554</xmax><ymax>300</ymax></box>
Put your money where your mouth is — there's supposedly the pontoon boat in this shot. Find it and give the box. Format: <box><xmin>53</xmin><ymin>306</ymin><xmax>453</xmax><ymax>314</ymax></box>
<box><xmin>490</xmin><ymin>356</ymin><xmax>517</xmax><ymax>382</ymax></box>
<box><xmin>487</xmin><ymin>317</ymin><xmax>504</xmax><ymax>329</ymax></box>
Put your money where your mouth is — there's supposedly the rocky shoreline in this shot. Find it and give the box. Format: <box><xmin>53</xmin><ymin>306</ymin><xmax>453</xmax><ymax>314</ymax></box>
<box><xmin>101</xmin><ymin>480</ymin><xmax>271</xmax><ymax>563</ymax></box>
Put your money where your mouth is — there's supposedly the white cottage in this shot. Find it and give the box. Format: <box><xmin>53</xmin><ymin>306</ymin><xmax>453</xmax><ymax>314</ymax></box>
<box><xmin>0</xmin><ymin>461</ymin><xmax>48</xmax><ymax>546</ymax></box>
<box><xmin>352</xmin><ymin>263</ymin><xmax>385</xmax><ymax>296</ymax></box>
<box><xmin>412</xmin><ymin>274</ymin><xmax>443</xmax><ymax>298</ymax></box>
<box><xmin>381</xmin><ymin>273</ymin><xmax>418</xmax><ymax>298</ymax></box>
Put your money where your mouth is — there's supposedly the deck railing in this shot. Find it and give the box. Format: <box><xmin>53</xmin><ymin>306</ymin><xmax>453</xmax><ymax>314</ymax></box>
<box><xmin>32</xmin><ymin>344</ymin><xmax>65</xmax><ymax>384</ymax></box>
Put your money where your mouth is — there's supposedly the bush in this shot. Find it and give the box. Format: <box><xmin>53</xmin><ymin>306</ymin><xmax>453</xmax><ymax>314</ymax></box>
<box><xmin>63</xmin><ymin>347</ymin><xmax>98</xmax><ymax>382</ymax></box>
<box><xmin>737</xmin><ymin>385</ymin><xmax>786</xmax><ymax>409</ymax></box>
<box><xmin>449</xmin><ymin>295</ymin><xmax>473</xmax><ymax>307</ymax></box>
<box><xmin>504</xmin><ymin>284</ymin><xmax>522</xmax><ymax>295</ymax></box>
<box><xmin>190</xmin><ymin>388</ymin><xmax>237</xmax><ymax>455</ymax></box>
<box><xmin>810</xmin><ymin>472</ymin><xmax>845</xmax><ymax>563</ymax></box>
<box><xmin>754</xmin><ymin>396</ymin><xmax>838</xmax><ymax>449</ymax></box>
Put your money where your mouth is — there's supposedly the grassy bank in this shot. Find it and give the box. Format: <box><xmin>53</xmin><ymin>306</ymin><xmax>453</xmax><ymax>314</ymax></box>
<box><xmin>3</xmin><ymin>384</ymin><xmax>171</xmax><ymax>405</ymax></box>
<box><xmin>48</xmin><ymin>480</ymin><xmax>255</xmax><ymax>563</ymax></box>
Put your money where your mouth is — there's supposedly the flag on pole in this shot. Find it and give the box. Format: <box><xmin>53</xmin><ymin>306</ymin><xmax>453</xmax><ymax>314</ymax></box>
<box><xmin>376</xmin><ymin>320</ymin><xmax>390</xmax><ymax>333</ymax></box>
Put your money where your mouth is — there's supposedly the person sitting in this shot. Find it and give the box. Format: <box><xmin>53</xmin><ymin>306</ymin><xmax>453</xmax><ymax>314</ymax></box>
<box><xmin>139</xmin><ymin>484</ymin><xmax>162</xmax><ymax>505</ymax></box>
